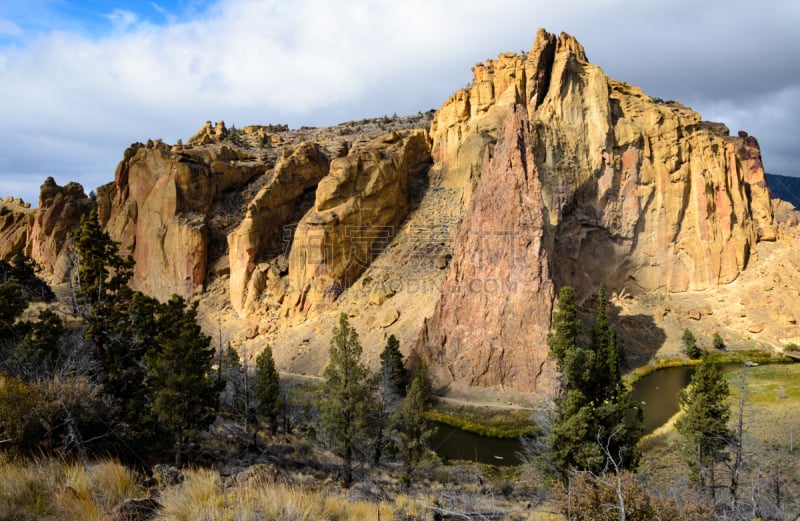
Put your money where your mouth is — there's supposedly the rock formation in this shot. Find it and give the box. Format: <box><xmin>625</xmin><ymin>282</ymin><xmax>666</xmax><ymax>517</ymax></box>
<box><xmin>284</xmin><ymin>130</ymin><xmax>431</xmax><ymax>319</ymax></box>
<box><xmin>98</xmin><ymin>140</ymin><xmax>266</xmax><ymax>301</ymax></box>
<box><xmin>0</xmin><ymin>30</ymin><xmax>785</xmax><ymax>394</ymax></box>
<box><xmin>228</xmin><ymin>142</ymin><xmax>329</xmax><ymax>316</ymax></box>
<box><xmin>25</xmin><ymin>178</ymin><xmax>92</xmax><ymax>283</ymax></box>
<box><xmin>0</xmin><ymin>197</ymin><xmax>33</xmax><ymax>261</ymax></box>
<box><xmin>416</xmin><ymin>105</ymin><xmax>555</xmax><ymax>390</ymax></box>
<box><xmin>187</xmin><ymin>120</ymin><xmax>228</xmax><ymax>145</ymax></box>
<box><xmin>415</xmin><ymin>29</ymin><xmax>776</xmax><ymax>389</ymax></box>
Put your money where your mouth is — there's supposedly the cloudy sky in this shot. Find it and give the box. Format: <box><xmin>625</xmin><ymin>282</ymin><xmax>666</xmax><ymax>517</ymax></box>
<box><xmin>1</xmin><ymin>0</ymin><xmax>798</xmax><ymax>206</ymax></box>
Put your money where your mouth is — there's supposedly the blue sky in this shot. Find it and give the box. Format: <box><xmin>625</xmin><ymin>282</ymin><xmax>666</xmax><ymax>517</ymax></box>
<box><xmin>0</xmin><ymin>1</ymin><xmax>211</xmax><ymax>39</ymax></box>
<box><xmin>1</xmin><ymin>0</ymin><xmax>798</xmax><ymax>205</ymax></box>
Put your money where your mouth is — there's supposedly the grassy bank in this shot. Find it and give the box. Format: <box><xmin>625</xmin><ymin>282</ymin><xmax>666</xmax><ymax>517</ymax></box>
<box><xmin>626</xmin><ymin>349</ymin><xmax>791</xmax><ymax>385</ymax></box>
<box><xmin>425</xmin><ymin>405</ymin><xmax>537</xmax><ymax>439</ymax></box>
<box><xmin>638</xmin><ymin>362</ymin><xmax>800</xmax><ymax>508</ymax></box>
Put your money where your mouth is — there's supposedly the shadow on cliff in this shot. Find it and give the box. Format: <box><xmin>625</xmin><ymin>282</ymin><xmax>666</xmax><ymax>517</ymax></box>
<box><xmin>577</xmin><ymin>292</ymin><xmax>667</xmax><ymax>373</ymax></box>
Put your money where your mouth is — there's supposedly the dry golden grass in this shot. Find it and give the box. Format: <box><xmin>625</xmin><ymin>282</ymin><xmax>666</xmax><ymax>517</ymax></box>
<box><xmin>0</xmin><ymin>455</ymin><xmax>144</xmax><ymax>521</ymax></box>
<box><xmin>153</xmin><ymin>467</ymin><xmax>398</xmax><ymax>521</ymax></box>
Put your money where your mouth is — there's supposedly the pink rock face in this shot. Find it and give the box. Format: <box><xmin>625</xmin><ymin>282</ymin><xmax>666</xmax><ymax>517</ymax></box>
<box><xmin>416</xmin><ymin>105</ymin><xmax>556</xmax><ymax>392</ymax></box>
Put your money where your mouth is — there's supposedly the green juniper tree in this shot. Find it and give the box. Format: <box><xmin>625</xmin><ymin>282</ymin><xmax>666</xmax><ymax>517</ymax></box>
<box><xmin>675</xmin><ymin>353</ymin><xmax>733</xmax><ymax>499</ymax></box>
<box><xmin>254</xmin><ymin>345</ymin><xmax>281</xmax><ymax>435</ymax></box>
<box><xmin>547</xmin><ymin>286</ymin><xmax>642</xmax><ymax>477</ymax></box>
<box><xmin>379</xmin><ymin>334</ymin><xmax>408</xmax><ymax>398</ymax></box>
<box><xmin>683</xmin><ymin>328</ymin><xmax>701</xmax><ymax>359</ymax></box>
<box><xmin>145</xmin><ymin>295</ymin><xmax>219</xmax><ymax>466</ymax></box>
<box><xmin>320</xmin><ymin>313</ymin><xmax>376</xmax><ymax>487</ymax></box>
<box><xmin>392</xmin><ymin>359</ymin><xmax>434</xmax><ymax>477</ymax></box>
<box><xmin>372</xmin><ymin>334</ymin><xmax>409</xmax><ymax>464</ymax></box>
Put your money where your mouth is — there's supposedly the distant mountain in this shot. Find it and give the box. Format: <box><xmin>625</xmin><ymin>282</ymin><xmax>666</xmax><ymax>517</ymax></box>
<box><xmin>766</xmin><ymin>173</ymin><xmax>800</xmax><ymax>209</ymax></box>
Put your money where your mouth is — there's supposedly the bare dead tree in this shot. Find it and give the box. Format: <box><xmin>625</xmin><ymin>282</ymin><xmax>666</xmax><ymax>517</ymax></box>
<box><xmin>726</xmin><ymin>363</ymin><xmax>747</xmax><ymax>515</ymax></box>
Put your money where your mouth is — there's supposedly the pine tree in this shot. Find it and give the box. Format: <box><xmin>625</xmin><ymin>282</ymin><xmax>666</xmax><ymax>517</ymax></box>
<box><xmin>254</xmin><ymin>345</ymin><xmax>281</xmax><ymax>435</ymax></box>
<box><xmin>675</xmin><ymin>354</ymin><xmax>733</xmax><ymax>495</ymax></box>
<box><xmin>392</xmin><ymin>360</ymin><xmax>435</xmax><ymax>476</ymax></box>
<box><xmin>547</xmin><ymin>286</ymin><xmax>641</xmax><ymax>477</ymax></box>
<box><xmin>320</xmin><ymin>313</ymin><xmax>376</xmax><ymax>487</ymax></box>
<box><xmin>0</xmin><ymin>281</ymin><xmax>26</xmax><ymax>339</ymax></box>
<box><xmin>73</xmin><ymin>209</ymin><xmax>133</xmax><ymax>310</ymax></box>
<box><xmin>379</xmin><ymin>334</ymin><xmax>408</xmax><ymax>398</ymax></box>
<box><xmin>146</xmin><ymin>295</ymin><xmax>219</xmax><ymax>465</ymax></box>
<box><xmin>372</xmin><ymin>334</ymin><xmax>408</xmax><ymax>465</ymax></box>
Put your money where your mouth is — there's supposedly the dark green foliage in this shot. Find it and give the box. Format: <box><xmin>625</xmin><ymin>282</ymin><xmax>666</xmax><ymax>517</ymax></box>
<box><xmin>683</xmin><ymin>328</ymin><xmax>701</xmax><ymax>359</ymax></box>
<box><xmin>11</xmin><ymin>309</ymin><xmax>64</xmax><ymax>378</ymax></box>
<box><xmin>73</xmin><ymin>209</ymin><xmax>133</xmax><ymax>310</ymax></box>
<box><xmin>392</xmin><ymin>360</ymin><xmax>435</xmax><ymax>475</ymax></box>
<box><xmin>379</xmin><ymin>334</ymin><xmax>408</xmax><ymax>398</ymax></box>
<box><xmin>0</xmin><ymin>281</ymin><xmax>26</xmax><ymax>338</ymax></box>
<box><xmin>320</xmin><ymin>314</ymin><xmax>377</xmax><ymax>487</ymax></box>
<box><xmin>94</xmin><ymin>290</ymin><xmax>162</xmax><ymax>439</ymax></box>
<box><xmin>254</xmin><ymin>345</ymin><xmax>281</xmax><ymax>435</ymax></box>
<box><xmin>712</xmin><ymin>331</ymin><xmax>725</xmax><ymax>351</ymax></box>
<box><xmin>547</xmin><ymin>286</ymin><xmax>642</xmax><ymax>477</ymax></box>
<box><xmin>675</xmin><ymin>354</ymin><xmax>733</xmax><ymax>489</ymax></box>
<box><xmin>0</xmin><ymin>251</ymin><xmax>54</xmax><ymax>301</ymax></box>
<box><xmin>145</xmin><ymin>295</ymin><xmax>219</xmax><ymax>466</ymax></box>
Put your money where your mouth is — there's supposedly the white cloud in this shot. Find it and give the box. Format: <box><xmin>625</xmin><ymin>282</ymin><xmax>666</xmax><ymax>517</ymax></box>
<box><xmin>105</xmin><ymin>9</ymin><xmax>140</xmax><ymax>31</ymax></box>
<box><xmin>0</xmin><ymin>0</ymin><xmax>798</xmax><ymax>205</ymax></box>
<box><xmin>0</xmin><ymin>18</ymin><xmax>22</xmax><ymax>36</ymax></box>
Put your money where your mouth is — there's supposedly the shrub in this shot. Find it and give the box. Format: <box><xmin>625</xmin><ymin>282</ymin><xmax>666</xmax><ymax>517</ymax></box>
<box><xmin>712</xmin><ymin>332</ymin><xmax>725</xmax><ymax>350</ymax></box>
<box><xmin>682</xmin><ymin>329</ymin><xmax>701</xmax><ymax>359</ymax></box>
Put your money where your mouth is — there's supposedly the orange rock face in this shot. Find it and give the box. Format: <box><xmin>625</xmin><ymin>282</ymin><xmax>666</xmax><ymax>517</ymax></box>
<box><xmin>228</xmin><ymin>142</ymin><xmax>329</xmax><ymax>316</ymax></box>
<box><xmin>98</xmin><ymin>140</ymin><xmax>266</xmax><ymax>301</ymax></box>
<box><xmin>284</xmin><ymin>131</ymin><xmax>431</xmax><ymax>319</ymax></box>
<box><xmin>26</xmin><ymin>178</ymin><xmax>92</xmax><ymax>283</ymax></box>
<box><xmin>0</xmin><ymin>197</ymin><xmax>33</xmax><ymax>262</ymax></box>
<box><xmin>416</xmin><ymin>29</ymin><xmax>776</xmax><ymax>390</ymax></box>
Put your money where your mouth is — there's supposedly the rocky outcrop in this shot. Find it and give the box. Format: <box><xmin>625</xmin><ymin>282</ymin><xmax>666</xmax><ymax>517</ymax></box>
<box><xmin>228</xmin><ymin>142</ymin><xmax>329</xmax><ymax>316</ymax></box>
<box><xmin>98</xmin><ymin>140</ymin><xmax>266</xmax><ymax>301</ymax></box>
<box><xmin>25</xmin><ymin>178</ymin><xmax>92</xmax><ymax>282</ymax></box>
<box><xmin>415</xmin><ymin>28</ymin><xmax>776</xmax><ymax>390</ymax></box>
<box><xmin>416</xmin><ymin>105</ymin><xmax>555</xmax><ymax>390</ymax></box>
<box><xmin>0</xmin><ymin>197</ymin><xmax>33</xmax><ymax>261</ymax></box>
<box><xmin>284</xmin><ymin>130</ymin><xmax>431</xmax><ymax>319</ymax></box>
<box><xmin>429</xmin><ymin>29</ymin><xmax>774</xmax><ymax>300</ymax></box>
<box><xmin>187</xmin><ymin>120</ymin><xmax>228</xmax><ymax>145</ymax></box>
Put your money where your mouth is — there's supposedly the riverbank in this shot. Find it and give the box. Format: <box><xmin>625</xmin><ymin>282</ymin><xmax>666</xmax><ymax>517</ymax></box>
<box><xmin>638</xmin><ymin>363</ymin><xmax>800</xmax><ymax>500</ymax></box>
<box><xmin>625</xmin><ymin>349</ymin><xmax>791</xmax><ymax>385</ymax></box>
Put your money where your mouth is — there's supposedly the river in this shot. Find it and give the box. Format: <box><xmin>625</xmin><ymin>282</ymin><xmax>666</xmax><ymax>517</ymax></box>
<box><xmin>428</xmin><ymin>364</ymin><xmax>738</xmax><ymax>466</ymax></box>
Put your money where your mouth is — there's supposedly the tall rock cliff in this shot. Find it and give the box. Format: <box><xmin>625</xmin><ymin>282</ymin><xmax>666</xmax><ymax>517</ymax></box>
<box><xmin>417</xmin><ymin>105</ymin><xmax>555</xmax><ymax>390</ymax></box>
<box><xmin>228</xmin><ymin>142</ymin><xmax>329</xmax><ymax>316</ymax></box>
<box><xmin>415</xmin><ymin>29</ymin><xmax>775</xmax><ymax>389</ymax></box>
<box><xmin>98</xmin><ymin>139</ymin><xmax>267</xmax><ymax>301</ymax></box>
<box><xmin>26</xmin><ymin>178</ymin><xmax>92</xmax><ymax>283</ymax></box>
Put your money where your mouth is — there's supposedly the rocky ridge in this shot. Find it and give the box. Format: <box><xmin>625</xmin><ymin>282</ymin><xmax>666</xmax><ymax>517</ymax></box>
<box><xmin>1</xmin><ymin>30</ymin><xmax>796</xmax><ymax>395</ymax></box>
